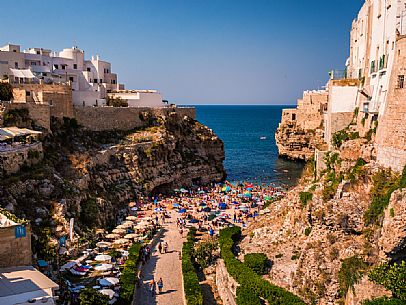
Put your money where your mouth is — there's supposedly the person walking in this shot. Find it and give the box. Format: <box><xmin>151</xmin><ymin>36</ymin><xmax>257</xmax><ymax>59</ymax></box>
<box><xmin>149</xmin><ymin>278</ymin><xmax>156</xmax><ymax>296</ymax></box>
<box><xmin>164</xmin><ymin>241</ymin><xmax>168</xmax><ymax>253</ymax></box>
<box><xmin>157</xmin><ymin>277</ymin><xmax>164</xmax><ymax>294</ymax></box>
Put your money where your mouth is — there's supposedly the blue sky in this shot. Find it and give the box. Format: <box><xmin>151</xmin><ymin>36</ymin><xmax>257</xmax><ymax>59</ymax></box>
<box><xmin>1</xmin><ymin>0</ymin><xmax>364</xmax><ymax>105</ymax></box>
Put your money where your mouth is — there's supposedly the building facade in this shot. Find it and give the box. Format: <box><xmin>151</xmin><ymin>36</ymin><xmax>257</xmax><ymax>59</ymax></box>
<box><xmin>0</xmin><ymin>43</ymin><xmax>165</xmax><ymax>108</ymax></box>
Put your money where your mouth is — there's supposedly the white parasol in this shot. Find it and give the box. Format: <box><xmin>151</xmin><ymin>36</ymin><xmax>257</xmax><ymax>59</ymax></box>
<box><xmin>94</xmin><ymin>254</ymin><xmax>112</xmax><ymax>262</ymax></box>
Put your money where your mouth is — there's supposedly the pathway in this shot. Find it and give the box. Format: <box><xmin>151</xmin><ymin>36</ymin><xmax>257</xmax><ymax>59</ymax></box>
<box><xmin>134</xmin><ymin>211</ymin><xmax>185</xmax><ymax>305</ymax></box>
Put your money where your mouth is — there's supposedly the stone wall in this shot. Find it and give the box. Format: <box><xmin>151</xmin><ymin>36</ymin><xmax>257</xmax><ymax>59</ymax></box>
<box><xmin>74</xmin><ymin>106</ymin><xmax>196</xmax><ymax>131</ymax></box>
<box><xmin>216</xmin><ymin>259</ymin><xmax>238</xmax><ymax>305</ymax></box>
<box><xmin>0</xmin><ymin>224</ymin><xmax>32</xmax><ymax>267</ymax></box>
<box><xmin>0</xmin><ymin>142</ymin><xmax>43</xmax><ymax>177</ymax></box>
<box><xmin>3</xmin><ymin>102</ymin><xmax>51</xmax><ymax>130</ymax></box>
<box><xmin>325</xmin><ymin>112</ymin><xmax>354</xmax><ymax>147</ymax></box>
<box><xmin>376</xmin><ymin>36</ymin><xmax>406</xmax><ymax>171</ymax></box>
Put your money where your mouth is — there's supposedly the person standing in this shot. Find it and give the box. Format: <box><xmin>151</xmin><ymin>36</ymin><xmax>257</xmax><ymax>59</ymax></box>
<box><xmin>158</xmin><ymin>242</ymin><xmax>163</xmax><ymax>254</ymax></box>
<box><xmin>149</xmin><ymin>278</ymin><xmax>156</xmax><ymax>296</ymax></box>
<box><xmin>157</xmin><ymin>277</ymin><xmax>164</xmax><ymax>294</ymax></box>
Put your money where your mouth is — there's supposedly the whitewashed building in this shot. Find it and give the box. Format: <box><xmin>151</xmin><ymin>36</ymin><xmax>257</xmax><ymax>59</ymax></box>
<box><xmin>0</xmin><ymin>43</ymin><xmax>165</xmax><ymax>107</ymax></box>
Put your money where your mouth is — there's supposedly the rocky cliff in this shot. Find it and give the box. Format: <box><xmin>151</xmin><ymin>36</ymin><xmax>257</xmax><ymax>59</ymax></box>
<box><xmin>241</xmin><ymin>138</ymin><xmax>406</xmax><ymax>305</ymax></box>
<box><xmin>0</xmin><ymin>112</ymin><xmax>225</xmax><ymax>258</ymax></box>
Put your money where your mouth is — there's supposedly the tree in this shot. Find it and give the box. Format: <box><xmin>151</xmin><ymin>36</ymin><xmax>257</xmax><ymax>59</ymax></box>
<box><xmin>369</xmin><ymin>261</ymin><xmax>406</xmax><ymax>301</ymax></box>
<box><xmin>79</xmin><ymin>288</ymin><xmax>109</xmax><ymax>305</ymax></box>
<box><xmin>0</xmin><ymin>82</ymin><xmax>12</xmax><ymax>101</ymax></box>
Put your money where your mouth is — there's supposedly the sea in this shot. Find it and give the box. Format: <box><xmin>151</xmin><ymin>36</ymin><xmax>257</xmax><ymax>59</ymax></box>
<box><xmin>195</xmin><ymin>105</ymin><xmax>305</xmax><ymax>187</ymax></box>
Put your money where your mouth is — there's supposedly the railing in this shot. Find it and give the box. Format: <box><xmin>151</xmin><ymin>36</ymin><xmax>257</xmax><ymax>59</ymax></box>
<box><xmin>329</xmin><ymin>69</ymin><xmax>347</xmax><ymax>80</ymax></box>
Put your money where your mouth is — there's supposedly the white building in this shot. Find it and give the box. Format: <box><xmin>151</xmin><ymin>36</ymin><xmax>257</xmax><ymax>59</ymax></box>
<box><xmin>0</xmin><ymin>43</ymin><xmax>166</xmax><ymax>108</ymax></box>
<box><xmin>0</xmin><ymin>266</ymin><xmax>59</xmax><ymax>305</ymax></box>
<box><xmin>348</xmin><ymin>0</ymin><xmax>406</xmax><ymax>116</ymax></box>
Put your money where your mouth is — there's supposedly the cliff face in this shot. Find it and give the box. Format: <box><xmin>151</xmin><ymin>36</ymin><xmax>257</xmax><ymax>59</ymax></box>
<box><xmin>241</xmin><ymin>139</ymin><xmax>406</xmax><ymax>305</ymax></box>
<box><xmin>0</xmin><ymin>113</ymin><xmax>225</xmax><ymax>256</ymax></box>
<box><xmin>276</xmin><ymin>91</ymin><xmax>328</xmax><ymax>161</ymax></box>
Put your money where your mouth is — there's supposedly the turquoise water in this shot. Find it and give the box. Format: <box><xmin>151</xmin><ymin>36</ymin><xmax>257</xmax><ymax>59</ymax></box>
<box><xmin>195</xmin><ymin>105</ymin><xmax>305</xmax><ymax>186</ymax></box>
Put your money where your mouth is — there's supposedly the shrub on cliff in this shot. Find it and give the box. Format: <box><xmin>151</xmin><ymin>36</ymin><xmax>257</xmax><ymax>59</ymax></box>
<box><xmin>299</xmin><ymin>192</ymin><xmax>313</xmax><ymax>207</ymax></box>
<box><xmin>0</xmin><ymin>82</ymin><xmax>13</xmax><ymax>101</ymax></box>
<box><xmin>369</xmin><ymin>261</ymin><xmax>406</xmax><ymax>301</ymax></box>
<box><xmin>364</xmin><ymin>169</ymin><xmax>400</xmax><ymax>226</ymax></box>
<box><xmin>338</xmin><ymin>256</ymin><xmax>368</xmax><ymax>297</ymax></box>
<box><xmin>106</xmin><ymin>96</ymin><xmax>128</xmax><ymax>107</ymax></box>
<box><xmin>244</xmin><ymin>253</ymin><xmax>269</xmax><ymax>275</ymax></box>
<box><xmin>219</xmin><ymin>227</ymin><xmax>305</xmax><ymax>305</ymax></box>
<box><xmin>236</xmin><ymin>286</ymin><xmax>262</xmax><ymax>305</ymax></box>
<box><xmin>80</xmin><ymin>198</ymin><xmax>100</xmax><ymax>228</ymax></box>
<box><xmin>363</xmin><ymin>297</ymin><xmax>404</xmax><ymax>305</ymax></box>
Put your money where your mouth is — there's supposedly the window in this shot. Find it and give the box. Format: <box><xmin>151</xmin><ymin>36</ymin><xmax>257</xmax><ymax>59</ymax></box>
<box><xmin>49</xmin><ymin>100</ymin><xmax>53</xmax><ymax>106</ymax></box>
<box><xmin>36</xmin><ymin>51</ymin><xmax>40</xmax><ymax>55</ymax></box>
<box><xmin>15</xmin><ymin>62</ymin><xmax>18</xmax><ymax>68</ymax></box>
<box><xmin>61</xmin><ymin>65</ymin><xmax>66</xmax><ymax>70</ymax></box>
<box><xmin>69</xmin><ymin>76</ymin><xmax>74</xmax><ymax>82</ymax></box>
<box><xmin>292</xmin><ymin>114</ymin><xmax>296</xmax><ymax>121</ymax></box>
<box><xmin>398</xmin><ymin>75</ymin><xmax>405</xmax><ymax>89</ymax></box>
<box><xmin>73</xmin><ymin>64</ymin><xmax>77</xmax><ymax>69</ymax></box>
<box><xmin>94</xmin><ymin>79</ymin><xmax>97</xmax><ymax>83</ymax></box>
<box><xmin>26</xmin><ymin>91</ymin><xmax>31</xmax><ymax>96</ymax></box>
<box><xmin>54</xmin><ymin>64</ymin><xmax>59</xmax><ymax>69</ymax></box>
<box><xmin>100</xmin><ymin>79</ymin><xmax>103</xmax><ymax>83</ymax></box>
<box><xmin>87</xmin><ymin>67</ymin><xmax>91</xmax><ymax>72</ymax></box>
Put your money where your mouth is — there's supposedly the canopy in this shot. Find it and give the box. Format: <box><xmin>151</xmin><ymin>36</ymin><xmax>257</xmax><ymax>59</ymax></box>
<box><xmin>126</xmin><ymin>215</ymin><xmax>137</xmax><ymax>221</ymax></box>
<box><xmin>112</xmin><ymin>228</ymin><xmax>126</xmax><ymax>234</ymax></box>
<box><xmin>99</xmin><ymin>277</ymin><xmax>119</xmax><ymax>287</ymax></box>
<box><xmin>94</xmin><ymin>254</ymin><xmax>112</xmax><ymax>262</ymax></box>
<box><xmin>99</xmin><ymin>288</ymin><xmax>115</xmax><ymax>299</ymax></box>
<box><xmin>113</xmin><ymin>238</ymin><xmax>130</xmax><ymax>245</ymax></box>
<box><xmin>9</xmin><ymin>68</ymin><xmax>36</xmax><ymax>79</ymax></box>
<box><xmin>124</xmin><ymin>233</ymin><xmax>138</xmax><ymax>239</ymax></box>
<box><xmin>0</xmin><ymin>127</ymin><xmax>42</xmax><ymax>141</ymax></box>
<box><xmin>94</xmin><ymin>264</ymin><xmax>113</xmax><ymax>272</ymax></box>
<box><xmin>60</xmin><ymin>261</ymin><xmax>77</xmax><ymax>271</ymax></box>
<box><xmin>178</xmin><ymin>209</ymin><xmax>186</xmax><ymax>214</ymax></box>
<box><xmin>96</xmin><ymin>241</ymin><xmax>111</xmax><ymax>248</ymax></box>
<box><xmin>105</xmin><ymin>233</ymin><xmax>120</xmax><ymax>239</ymax></box>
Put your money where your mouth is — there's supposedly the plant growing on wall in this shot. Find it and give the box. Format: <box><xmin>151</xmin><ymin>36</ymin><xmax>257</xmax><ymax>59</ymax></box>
<box><xmin>0</xmin><ymin>82</ymin><xmax>13</xmax><ymax>101</ymax></box>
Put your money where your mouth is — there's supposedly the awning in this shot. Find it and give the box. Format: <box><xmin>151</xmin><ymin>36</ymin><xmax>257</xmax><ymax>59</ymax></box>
<box><xmin>0</xmin><ymin>127</ymin><xmax>42</xmax><ymax>141</ymax></box>
<box><xmin>9</xmin><ymin>68</ymin><xmax>36</xmax><ymax>79</ymax></box>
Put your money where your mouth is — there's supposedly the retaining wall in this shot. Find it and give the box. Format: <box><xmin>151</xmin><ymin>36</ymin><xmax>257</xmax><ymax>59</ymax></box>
<box><xmin>216</xmin><ymin>259</ymin><xmax>238</xmax><ymax>305</ymax></box>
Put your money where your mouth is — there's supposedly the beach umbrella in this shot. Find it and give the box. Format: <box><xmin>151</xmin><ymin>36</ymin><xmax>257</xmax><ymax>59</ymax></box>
<box><xmin>112</xmin><ymin>228</ymin><xmax>126</xmax><ymax>234</ymax></box>
<box><xmin>131</xmin><ymin>207</ymin><xmax>138</xmax><ymax>211</ymax></box>
<box><xmin>178</xmin><ymin>208</ymin><xmax>186</xmax><ymax>214</ymax></box>
<box><xmin>105</xmin><ymin>233</ymin><xmax>120</xmax><ymax>239</ymax></box>
<box><xmin>126</xmin><ymin>215</ymin><xmax>137</xmax><ymax>221</ymax></box>
<box><xmin>218</xmin><ymin>203</ymin><xmax>227</xmax><ymax>210</ymax></box>
<box><xmin>60</xmin><ymin>261</ymin><xmax>77</xmax><ymax>271</ymax></box>
<box><xmin>198</xmin><ymin>190</ymin><xmax>205</xmax><ymax>194</ymax></box>
<box><xmin>128</xmin><ymin>202</ymin><xmax>136</xmax><ymax>208</ymax></box>
<box><xmin>243</xmin><ymin>192</ymin><xmax>252</xmax><ymax>198</ymax></box>
<box><xmin>264</xmin><ymin>196</ymin><xmax>272</xmax><ymax>201</ymax></box>
<box><xmin>172</xmin><ymin>203</ymin><xmax>181</xmax><ymax>208</ymax></box>
<box><xmin>114</xmin><ymin>238</ymin><xmax>130</xmax><ymax>245</ymax></box>
<box><xmin>124</xmin><ymin>233</ymin><xmax>138</xmax><ymax>239</ymax></box>
<box><xmin>99</xmin><ymin>288</ymin><xmax>115</xmax><ymax>299</ymax></box>
<box><xmin>143</xmin><ymin>217</ymin><xmax>153</xmax><ymax>221</ymax></box>
<box><xmin>95</xmin><ymin>254</ymin><xmax>112</xmax><ymax>262</ymax></box>
<box><xmin>99</xmin><ymin>277</ymin><xmax>119</xmax><ymax>287</ymax></box>
<box><xmin>203</xmin><ymin>207</ymin><xmax>211</xmax><ymax>212</ymax></box>
<box><xmin>96</xmin><ymin>241</ymin><xmax>111</xmax><ymax>248</ymax></box>
<box><xmin>94</xmin><ymin>264</ymin><xmax>113</xmax><ymax>272</ymax></box>
<box><xmin>174</xmin><ymin>189</ymin><xmax>180</xmax><ymax>192</ymax></box>
<box><xmin>199</xmin><ymin>202</ymin><xmax>207</xmax><ymax>207</ymax></box>
<box><xmin>232</xmin><ymin>201</ymin><xmax>239</xmax><ymax>205</ymax></box>
<box><xmin>121</xmin><ymin>221</ymin><xmax>134</xmax><ymax>228</ymax></box>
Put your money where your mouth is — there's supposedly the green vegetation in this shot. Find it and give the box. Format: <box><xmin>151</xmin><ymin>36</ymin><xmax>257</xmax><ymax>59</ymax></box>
<box><xmin>219</xmin><ymin>226</ymin><xmax>305</xmax><ymax>305</ymax></box>
<box><xmin>79</xmin><ymin>288</ymin><xmax>109</xmax><ymax>305</ymax></box>
<box><xmin>0</xmin><ymin>82</ymin><xmax>13</xmax><ymax>101</ymax></box>
<box><xmin>0</xmin><ymin>207</ymin><xmax>28</xmax><ymax>224</ymax></box>
<box><xmin>182</xmin><ymin>227</ymin><xmax>203</xmax><ymax>305</ymax></box>
<box><xmin>304</xmin><ymin>227</ymin><xmax>312</xmax><ymax>236</ymax></box>
<box><xmin>236</xmin><ymin>286</ymin><xmax>262</xmax><ymax>305</ymax></box>
<box><xmin>368</xmin><ymin>261</ymin><xmax>406</xmax><ymax>302</ymax></box>
<box><xmin>363</xmin><ymin>297</ymin><xmax>405</xmax><ymax>305</ymax></box>
<box><xmin>244</xmin><ymin>253</ymin><xmax>269</xmax><ymax>275</ymax></box>
<box><xmin>299</xmin><ymin>192</ymin><xmax>313</xmax><ymax>207</ymax></box>
<box><xmin>364</xmin><ymin>169</ymin><xmax>401</xmax><ymax>226</ymax></box>
<box><xmin>119</xmin><ymin>243</ymin><xmax>142</xmax><ymax>303</ymax></box>
<box><xmin>338</xmin><ymin>256</ymin><xmax>368</xmax><ymax>297</ymax></box>
<box><xmin>3</xmin><ymin>108</ymin><xmax>32</xmax><ymax>127</ymax></box>
<box><xmin>348</xmin><ymin>158</ymin><xmax>367</xmax><ymax>183</ymax></box>
<box><xmin>80</xmin><ymin>198</ymin><xmax>99</xmax><ymax>228</ymax></box>
<box><xmin>194</xmin><ymin>239</ymin><xmax>218</xmax><ymax>269</ymax></box>
<box><xmin>332</xmin><ymin>129</ymin><xmax>360</xmax><ymax>148</ymax></box>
